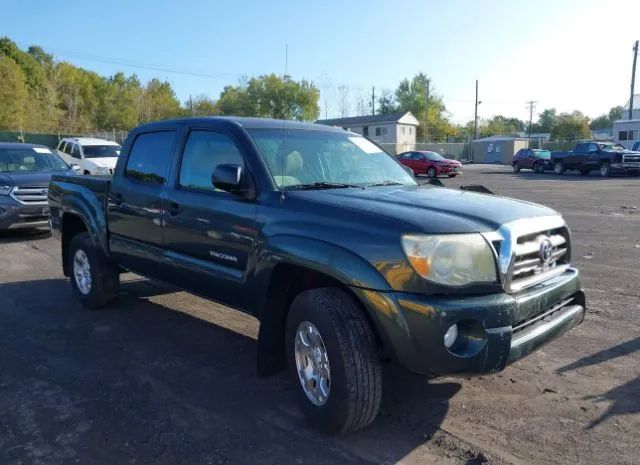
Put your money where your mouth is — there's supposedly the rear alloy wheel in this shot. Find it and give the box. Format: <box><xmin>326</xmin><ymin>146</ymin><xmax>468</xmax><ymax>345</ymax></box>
<box><xmin>553</xmin><ymin>162</ymin><xmax>565</xmax><ymax>175</ymax></box>
<box><xmin>68</xmin><ymin>232</ymin><xmax>119</xmax><ymax>309</ymax></box>
<box><xmin>599</xmin><ymin>163</ymin><xmax>611</xmax><ymax>177</ymax></box>
<box><xmin>286</xmin><ymin>288</ymin><xmax>382</xmax><ymax>434</ymax></box>
<box><xmin>513</xmin><ymin>162</ymin><xmax>520</xmax><ymax>173</ymax></box>
<box><xmin>427</xmin><ymin>167</ymin><xmax>437</xmax><ymax>178</ymax></box>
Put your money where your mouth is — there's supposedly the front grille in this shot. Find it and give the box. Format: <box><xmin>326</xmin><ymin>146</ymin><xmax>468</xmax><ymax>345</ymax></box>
<box><xmin>623</xmin><ymin>154</ymin><xmax>640</xmax><ymax>163</ymax></box>
<box><xmin>508</xmin><ymin>226</ymin><xmax>571</xmax><ymax>292</ymax></box>
<box><xmin>10</xmin><ymin>186</ymin><xmax>49</xmax><ymax>205</ymax></box>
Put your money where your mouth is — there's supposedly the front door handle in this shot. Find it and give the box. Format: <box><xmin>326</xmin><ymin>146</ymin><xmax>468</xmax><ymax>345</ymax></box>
<box><xmin>113</xmin><ymin>193</ymin><xmax>123</xmax><ymax>206</ymax></box>
<box><xmin>168</xmin><ymin>202</ymin><xmax>180</xmax><ymax>217</ymax></box>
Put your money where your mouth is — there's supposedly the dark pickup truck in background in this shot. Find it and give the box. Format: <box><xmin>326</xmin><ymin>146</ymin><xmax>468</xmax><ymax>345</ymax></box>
<box><xmin>551</xmin><ymin>141</ymin><xmax>640</xmax><ymax>176</ymax></box>
<box><xmin>48</xmin><ymin>117</ymin><xmax>586</xmax><ymax>433</ymax></box>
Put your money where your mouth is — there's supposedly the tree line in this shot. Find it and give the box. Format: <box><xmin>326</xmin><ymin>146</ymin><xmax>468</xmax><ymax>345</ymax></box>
<box><xmin>0</xmin><ymin>38</ymin><xmax>320</xmax><ymax>133</ymax></box>
<box><xmin>0</xmin><ymin>37</ymin><xmax>624</xmax><ymax>142</ymax></box>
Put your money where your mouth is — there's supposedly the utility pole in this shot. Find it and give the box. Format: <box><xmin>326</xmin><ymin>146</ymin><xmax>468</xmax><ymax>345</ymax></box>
<box><xmin>189</xmin><ymin>94</ymin><xmax>194</xmax><ymax>116</ymax></box>
<box><xmin>526</xmin><ymin>100</ymin><xmax>537</xmax><ymax>139</ymax></box>
<box><xmin>424</xmin><ymin>78</ymin><xmax>430</xmax><ymax>143</ymax></box>
<box><xmin>473</xmin><ymin>79</ymin><xmax>479</xmax><ymax>140</ymax></box>
<box><xmin>371</xmin><ymin>86</ymin><xmax>375</xmax><ymax>115</ymax></box>
<box><xmin>629</xmin><ymin>40</ymin><xmax>638</xmax><ymax>119</ymax></box>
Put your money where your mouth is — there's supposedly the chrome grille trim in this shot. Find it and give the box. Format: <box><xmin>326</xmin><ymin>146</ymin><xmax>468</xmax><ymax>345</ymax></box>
<box><xmin>482</xmin><ymin>215</ymin><xmax>571</xmax><ymax>294</ymax></box>
<box><xmin>10</xmin><ymin>186</ymin><xmax>49</xmax><ymax>206</ymax></box>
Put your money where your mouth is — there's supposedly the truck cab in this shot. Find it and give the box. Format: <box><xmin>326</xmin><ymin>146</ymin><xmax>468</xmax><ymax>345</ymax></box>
<box><xmin>551</xmin><ymin>141</ymin><xmax>640</xmax><ymax>176</ymax></box>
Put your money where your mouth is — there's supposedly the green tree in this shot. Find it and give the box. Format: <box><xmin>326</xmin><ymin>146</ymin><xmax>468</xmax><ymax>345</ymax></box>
<box><xmin>141</xmin><ymin>78</ymin><xmax>182</xmax><ymax>122</ymax></box>
<box><xmin>590</xmin><ymin>105</ymin><xmax>624</xmax><ymax>130</ymax></box>
<box><xmin>552</xmin><ymin>111</ymin><xmax>591</xmax><ymax>140</ymax></box>
<box><xmin>0</xmin><ymin>56</ymin><xmax>28</xmax><ymax>130</ymax></box>
<box><xmin>187</xmin><ymin>95</ymin><xmax>219</xmax><ymax>116</ymax></box>
<box><xmin>217</xmin><ymin>74</ymin><xmax>319</xmax><ymax>121</ymax></box>
<box><xmin>97</xmin><ymin>72</ymin><xmax>144</xmax><ymax>130</ymax></box>
<box><xmin>482</xmin><ymin>115</ymin><xmax>526</xmax><ymax>137</ymax></box>
<box><xmin>531</xmin><ymin>108</ymin><xmax>558</xmax><ymax>133</ymax></box>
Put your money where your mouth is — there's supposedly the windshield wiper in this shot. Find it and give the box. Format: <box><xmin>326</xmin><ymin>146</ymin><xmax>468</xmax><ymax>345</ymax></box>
<box><xmin>366</xmin><ymin>180</ymin><xmax>404</xmax><ymax>187</ymax></box>
<box><xmin>285</xmin><ymin>182</ymin><xmax>360</xmax><ymax>190</ymax></box>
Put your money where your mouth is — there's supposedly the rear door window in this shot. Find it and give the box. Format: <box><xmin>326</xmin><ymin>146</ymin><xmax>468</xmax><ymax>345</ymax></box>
<box><xmin>125</xmin><ymin>131</ymin><xmax>177</xmax><ymax>184</ymax></box>
<box><xmin>70</xmin><ymin>144</ymin><xmax>81</xmax><ymax>159</ymax></box>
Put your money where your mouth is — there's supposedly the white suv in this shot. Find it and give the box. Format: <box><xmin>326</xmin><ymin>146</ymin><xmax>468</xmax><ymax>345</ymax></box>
<box><xmin>56</xmin><ymin>138</ymin><xmax>121</xmax><ymax>175</ymax></box>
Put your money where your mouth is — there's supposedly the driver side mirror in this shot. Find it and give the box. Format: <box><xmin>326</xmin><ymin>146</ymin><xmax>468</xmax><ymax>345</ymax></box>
<box><xmin>212</xmin><ymin>164</ymin><xmax>244</xmax><ymax>194</ymax></box>
<box><xmin>70</xmin><ymin>164</ymin><xmax>80</xmax><ymax>172</ymax></box>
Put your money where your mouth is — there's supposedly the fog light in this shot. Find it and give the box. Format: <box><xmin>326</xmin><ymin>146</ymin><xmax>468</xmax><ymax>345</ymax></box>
<box><xmin>443</xmin><ymin>324</ymin><xmax>458</xmax><ymax>348</ymax></box>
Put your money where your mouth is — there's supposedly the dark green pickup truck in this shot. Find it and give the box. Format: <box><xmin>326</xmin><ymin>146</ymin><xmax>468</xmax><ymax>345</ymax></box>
<box><xmin>48</xmin><ymin>117</ymin><xmax>586</xmax><ymax>433</ymax></box>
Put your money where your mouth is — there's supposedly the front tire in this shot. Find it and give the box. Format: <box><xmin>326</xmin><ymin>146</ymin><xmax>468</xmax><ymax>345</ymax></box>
<box><xmin>285</xmin><ymin>288</ymin><xmax>382</xmax><ymax>434</ymax></box>
<box><xmin>553</xmin><ymin>162</ymin><xmax>565</xmax><ymax>175</ymax></box>
<box><xmin>599</xmin><ymin>163</ymin><xmax>611</xmax><ymax>177</ymax></box>
<box><xmin>68</xmin><ymin>232</ymin><xmax>119</xmax><ymax>309</ymax></box>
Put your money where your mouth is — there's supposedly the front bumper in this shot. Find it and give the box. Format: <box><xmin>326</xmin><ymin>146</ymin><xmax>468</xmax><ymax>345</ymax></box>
<box><xmin>0</xmin><ymin>197</ymin><xmax>50</xmax><ymax>230</ymax></box>
<box><xmin>611</xmin><ymin>162</ymin><xmax>640</xmax><ymax>173</ymax></box>
<box><xmin>437</xmin><ymin>165</ymin><xmax>462</xmax><ymax>175</ymax></box>
<box><xmin>352</xmin><ymin>268</ymin><xmax>584</xmax><ymax>376</ymax></box>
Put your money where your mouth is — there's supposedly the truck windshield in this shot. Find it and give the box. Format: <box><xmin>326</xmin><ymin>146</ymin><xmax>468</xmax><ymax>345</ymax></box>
<box><xmin>598</xmin><ymin>143</ymin><xmax>626</xmax><ymax>152</ymax></box>
<box><xmin>0</xmin><ymin>148</ymin><xmax>69</xmax><ymax>172</ymax></box>
<box><xmin>248</xmin><ymin>128</ymin><xmax>416</xmax><ymax>189</ymax></box>
<box><xmin>82</xmin><ymin>145</ymin><xmax>121</xmax><ymax>158</ymax></box>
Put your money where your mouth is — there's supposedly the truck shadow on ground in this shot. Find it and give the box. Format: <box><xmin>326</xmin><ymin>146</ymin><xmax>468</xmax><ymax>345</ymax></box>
<box><xmin>0</xmin><ymin>228</ymin><xmax>51</xmax><ymax>244</ymax></box>
<box><xmin>0</xmin><ymin>278</ymin><xmax>462</xmax><ymax>465</ymax></box>
<box><xmin>557</xmin><ymin>337</ymin><xmax>640</xmax><ymax>428</ymax></box>
<box><xmin>480</xmin><ymin>170</ymin><xmax>625</xmax><ymax>182</ymax></box>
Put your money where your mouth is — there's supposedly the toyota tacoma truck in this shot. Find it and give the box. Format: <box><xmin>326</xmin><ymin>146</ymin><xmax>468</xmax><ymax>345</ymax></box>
<box><xmin>48</xmin><ymin>117</ymin><xmax>586</xmax><ymax>434</ymax></box>
<box><xmin>550</xmin><ymin>141</ymin><xmax>640</xmax><ymax>176</ymax></box>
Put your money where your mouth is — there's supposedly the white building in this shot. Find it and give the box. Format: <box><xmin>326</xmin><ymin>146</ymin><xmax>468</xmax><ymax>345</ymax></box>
<box><xmin>613</xmin><ymin>94</ymin><xmax>640</xmax><ymax>149</ymax></box>
<box><xmin>316</xmin><ymin>111</ymin><xmax>419</xmax><ymax>153</ymax></box>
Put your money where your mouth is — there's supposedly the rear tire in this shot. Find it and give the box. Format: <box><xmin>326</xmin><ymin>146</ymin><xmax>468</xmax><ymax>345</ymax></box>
<box><xmin>285</xmin><ymin>288</ymin><xmax>382</xmax><ymax>434</ymax></box>
<box><xmin>427</xmin><ymin>167</ymin><xmax>437</xmax><ymax>178</ymax></box>
<box><xmin>448</xmin><ymin>174</ymin><xmax>457</xmax><ymax>178</ymax></box>
<box><xmin>599</xmin><ymin>163</ymin><xmax>611</xmax><ymax>177</ymax></box>
<box><xmin>513</xmin><ymin>162</ymin><xmax>520</xmax><ymax>173</ymax></box>
<box><xmin>68</xmin><ymin>232</ymin><xmax>119</xmax><ymax>309</ymax></box>
<box><xmin>580</xmin><ymin>169</ymin><xmax>590</xmax><ymax>176</ymax></box>
<box><xmin>553</xmin><ymin>162</ymin><xmax>565</xmax><ymax>175</ymax></box>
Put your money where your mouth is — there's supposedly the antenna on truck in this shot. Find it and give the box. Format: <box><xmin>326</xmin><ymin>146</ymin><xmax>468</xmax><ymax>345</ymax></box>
<box><xmin>280</xmin><ymin>44</ymin><xmax>288</xmax><ymax>201</ymax></box>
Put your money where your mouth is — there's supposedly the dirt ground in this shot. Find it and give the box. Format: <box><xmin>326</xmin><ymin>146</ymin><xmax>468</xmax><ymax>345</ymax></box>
<box><xmin>0</xmin><ymin>164</ymin><xmax>638</xmax><ymax>465</ymax></box>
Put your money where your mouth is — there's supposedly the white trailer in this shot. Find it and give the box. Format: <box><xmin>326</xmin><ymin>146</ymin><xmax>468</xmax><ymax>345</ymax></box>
<box><xmin>613</xmin><ymin>119</ymin><xmax>640</xmax><ymax>150</ymax></box>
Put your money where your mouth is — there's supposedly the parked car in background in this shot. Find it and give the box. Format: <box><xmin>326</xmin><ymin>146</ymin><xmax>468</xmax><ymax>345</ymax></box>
<box><xmin>0</xmin><ymin>143</ymin><xmax>76</xmax><ymax>230</ymax></box>
<box><xmin>49</xmin><ymin>117</ymin><xmax>585</xmax><ymax>434</ymax></box>
<box><xmin>551</xmin><ymin>142</ymin><xmax>640</xmax><ymax>177</ymax></box>
<box><xmin>512</xmin><ymin>148</ymin><xmax>552</xmax><ymax>173</ymax></box>
<box><xmin>56</xmin><ymin>137</ymin><xmax>121</xmax><ymax>175</ymax></box>
<box><xmin>397</xmin><ymin>150</ymin><xmax>462</xmax><ymax>177</ymax></box>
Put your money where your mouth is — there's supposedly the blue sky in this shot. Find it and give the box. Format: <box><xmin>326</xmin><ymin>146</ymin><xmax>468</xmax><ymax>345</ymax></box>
<box><xmin>3</xmin><ymin>0</ymin><xmax>639</xmax><ymax>123</ymax></box>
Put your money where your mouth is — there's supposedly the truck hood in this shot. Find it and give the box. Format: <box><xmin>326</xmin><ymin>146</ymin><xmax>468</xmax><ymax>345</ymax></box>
<box><xmin>0</xmin><ymin>171</ymin><xmax>72</xmax><ymax>187</ymax></box>
<box><xmin>288</xmin><ymin>185</ymin><xmax>557</xmax><ymax>233</ymax></box>
<box><xmin>86</xmin><ymin>157</ymin><xmax>118</xmax><ymax>168</ymax></box>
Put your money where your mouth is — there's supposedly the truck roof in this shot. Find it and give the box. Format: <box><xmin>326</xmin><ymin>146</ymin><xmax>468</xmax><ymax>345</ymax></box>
<box><xmin>135</xmin><ymin>116</ymin><xmax>348</xmax><ymax>133</ymax></box>
<box><xmin>60</xmin><ymin>137</ymin><xmax>121</xmax><ymax>146</ymax></box>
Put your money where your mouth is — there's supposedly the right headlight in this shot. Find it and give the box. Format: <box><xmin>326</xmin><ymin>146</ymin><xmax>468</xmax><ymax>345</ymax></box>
<box><xmin>0</xmin><ymin>185</ymin><xmax>12</xmax><ymax>195</ymax></box>
<box><xmin>401</xmin><ymin>233</ymin><xmax>497</xmax><ymax>287</ymax></box>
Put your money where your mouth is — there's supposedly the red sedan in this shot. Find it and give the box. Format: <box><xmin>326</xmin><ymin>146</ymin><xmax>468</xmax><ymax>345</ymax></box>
<box><xmin>397</xmin><ymin>151</ymin><xmax>462</xmax><ymax>178</ymax></box>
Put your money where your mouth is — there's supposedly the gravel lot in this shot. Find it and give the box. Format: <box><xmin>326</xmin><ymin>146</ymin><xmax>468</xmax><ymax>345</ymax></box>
<box><xmin>1</xmin><ymin>164</ymin><xmax>638</xmax><ymax>465</ymax></box>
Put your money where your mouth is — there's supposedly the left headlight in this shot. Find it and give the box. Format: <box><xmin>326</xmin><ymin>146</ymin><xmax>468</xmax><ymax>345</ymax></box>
<box><xmin>401</xmin><ymin>233</ymin><xmax>497</xmax><ymax>286</ymax></box>
<box><xmin>0</xmin><ymin>185</ymin><xmax>13</xmax><ymax>195</ymax></box>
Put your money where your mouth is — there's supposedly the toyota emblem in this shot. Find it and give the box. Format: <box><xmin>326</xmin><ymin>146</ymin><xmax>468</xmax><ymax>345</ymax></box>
<box><xmin>539</xmin><ymin>237</ymin><xmax>553</xmax><ymax>265</ymax></box>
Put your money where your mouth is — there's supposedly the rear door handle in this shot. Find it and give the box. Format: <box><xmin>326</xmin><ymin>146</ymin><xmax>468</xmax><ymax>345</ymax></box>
<box><xmin>168</xmin><ymin>202</ymin><xmax>180</xmax><ymax>216</ymax></box>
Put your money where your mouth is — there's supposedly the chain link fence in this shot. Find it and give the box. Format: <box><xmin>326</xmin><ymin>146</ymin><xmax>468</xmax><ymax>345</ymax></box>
<box><xmin>0</xmin><ymin>130</ymin><xmax>128</xmax><ymax>148</ymax></box>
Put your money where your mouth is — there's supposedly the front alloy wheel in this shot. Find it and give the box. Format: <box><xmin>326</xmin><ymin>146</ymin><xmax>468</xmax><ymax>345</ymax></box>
<box><xmin>427</xmin><ymin>167</ymin><xmax>437</xmax><ymax>178</ymax></box>
<box><xmin>73</xmin><ymin>249</ymin><xmax>92</xmax><ymax>295</ymax></box>
<box><xmin>294</xmin><ymin>321</ymin><xmax>331</xmax><ymax>406</ymax></box>
<box><xmin>600</xmin><ymin>163</ymin><xmax>611</xmax><ymax>177</ymax></box>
